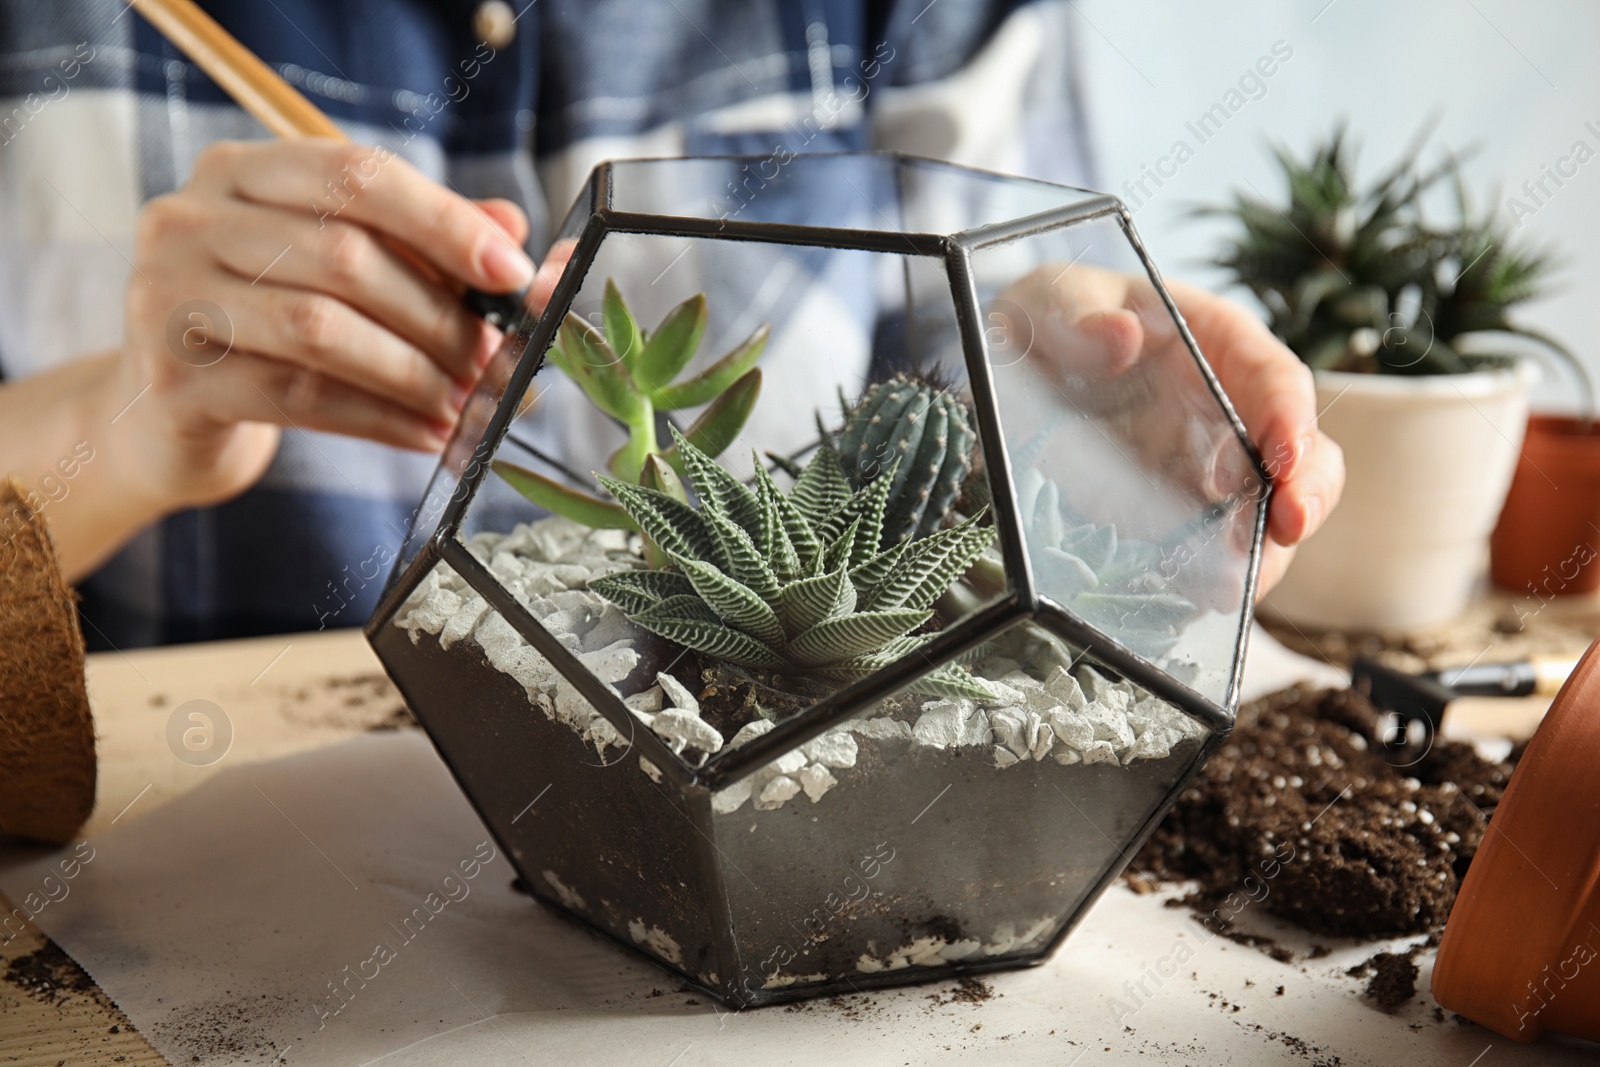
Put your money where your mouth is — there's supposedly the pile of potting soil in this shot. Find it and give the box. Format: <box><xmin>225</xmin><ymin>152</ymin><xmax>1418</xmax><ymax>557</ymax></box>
<box><xmin>1133</xmin><ymin>684</ymin><xmax>1516</xmax><ymax>940</ymax></box>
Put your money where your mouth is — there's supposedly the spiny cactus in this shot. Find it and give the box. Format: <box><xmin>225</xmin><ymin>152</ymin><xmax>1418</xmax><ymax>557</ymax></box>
<box><xmin>834</xmin><ymin>374</ymin><xmax>976</xmax><ymax>547</ymax></box>
<box><xmin>589</xmin><ymin>428</ymin><xmax>998</xmax><ymax>701</ymax></box>
<box><xmin>494</xmin><ymin>280</ymin><xmax>768</xmax><ymax>528</ymax></box>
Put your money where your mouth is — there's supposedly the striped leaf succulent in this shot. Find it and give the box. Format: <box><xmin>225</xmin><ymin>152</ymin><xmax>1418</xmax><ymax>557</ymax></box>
<box><xmin>589</xmin><ymin>428</ymin><xmax>999</xmax><ymax>701</ymax></box>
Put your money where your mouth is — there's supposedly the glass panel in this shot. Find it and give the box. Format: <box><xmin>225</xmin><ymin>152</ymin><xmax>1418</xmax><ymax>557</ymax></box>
<box><xmin>438</xmin><ymin>231</ymin><xmax>1010</xmax><ymax>806</ymax></box>
<box><xmin>387</xmin><ymin>171</ymin><xmax>599</xmax><ymax>585</ymax></box>
<box><xmin>709</xmin><ymin>618</ymin><xmax>1209</xmax><ymax>1001</ymax></box>
<box><xmin>604</xmin><ymin>155</ymin><xmax>1101</xmax><ymax>234</ymax></box>
<box><xmin>969</xmin><ymin>215</ymin><xmax>1264</xmax><ymax>704</ymax></box>
<box><xmin>373</xmin><ymin>558</ymin><xmax>720</xmax><ymax>984</ymax></box>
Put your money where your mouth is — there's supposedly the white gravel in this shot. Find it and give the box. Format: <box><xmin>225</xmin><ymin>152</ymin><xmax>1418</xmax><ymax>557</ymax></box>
<box><xmin>395</xmin><ymin>518</ymin><xmax>1206</xmax><ymax>816</ymax></box>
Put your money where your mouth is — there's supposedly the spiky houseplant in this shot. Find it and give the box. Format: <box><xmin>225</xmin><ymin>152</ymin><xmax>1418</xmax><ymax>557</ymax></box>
<box><xmin>589</xmin><ymin>428</ymin><xmax>998</xmax><ymax>701</ymax></box>
<box><xmin>1207</xmin><ymin>126</ymin><xmax>1585</xmax><ymax>392</ymax></box>
<box><xmin>830</xmin><ymin>374</ymin><xmax>978</xmax><ymax>546</ymax></box>
<box><xmin>493</xmin><ymin>280</ymin><xmax>769</xmax><ymax>528</ymax></box>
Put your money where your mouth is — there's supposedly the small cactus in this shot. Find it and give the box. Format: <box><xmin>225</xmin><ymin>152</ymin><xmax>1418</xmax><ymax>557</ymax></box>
<box><xmin>835</xmin><ymin>374</ymin><xmax>976</xmax><ymax>547</ymax></box>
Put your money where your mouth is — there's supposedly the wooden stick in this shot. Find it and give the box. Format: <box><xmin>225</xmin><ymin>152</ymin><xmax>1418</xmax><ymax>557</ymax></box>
<box><xmin>123</xmin><ymin>0</ymin><xmax>345</xmax><ymax>141</ymax></box>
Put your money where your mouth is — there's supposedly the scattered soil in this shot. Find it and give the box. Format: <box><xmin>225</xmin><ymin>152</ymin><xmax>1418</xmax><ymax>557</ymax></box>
<box><xmin>1133</xmin><ymin>685</ymin><xmax>1517</xmax><ymax>940</ymax></box>
<box><xmin>4</xmin><ymin>942</ymin><xmax>97</xmax><ymax>1005</ymax></box>
<box><xmin>1347</xmin><ymin>951</ymin><xmax>1420</xmax><ymax>1013</ymax></box>
<box><xmin>925</xmin><ymin>977</ymin><xmax>996</xmax><ymax>1006</ymax></box>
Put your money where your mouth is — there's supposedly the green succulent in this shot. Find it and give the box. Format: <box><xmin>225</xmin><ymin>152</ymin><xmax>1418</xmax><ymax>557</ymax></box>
<box><xmin>493</xmin><ymin>279</ymin><xmax>769</xmax><ymax>528</ymax></box>
<box><xmin>1010</xmin><ymin>429</ymin><xmax>1199</xmax><ymax>660</ymax></box>
<box><xmin>831</xmin><ymin>374</ymin><xmax>977</xmax><ymax>547</ymax></box>
<box><xmin>589</xmin><ymin>427</ymin><xmax>999</xmax><ymax>701</ymax></box>
<box><xmin>1204</xmin><ymin>125</ymin><xmax>1585</xmax><ymax>395</ymax></box>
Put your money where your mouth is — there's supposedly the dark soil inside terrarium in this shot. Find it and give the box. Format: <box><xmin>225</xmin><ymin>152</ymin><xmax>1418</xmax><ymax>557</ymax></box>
<box><xmin>1133</xmin><ymin>685</ymin><xmax>1516</xmax><ymax>940</ymax></box>
<box><xmin>376</xmin><ymin>620</ymin><xmax>1206</xmax><ymax>1007</ymax></box>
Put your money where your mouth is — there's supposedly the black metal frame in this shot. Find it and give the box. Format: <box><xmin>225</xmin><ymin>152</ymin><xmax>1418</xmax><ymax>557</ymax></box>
<box><xmin>365</xmin><ymin>152</ymin><xmax>1273</xmax><ymax>1005</ymax></box>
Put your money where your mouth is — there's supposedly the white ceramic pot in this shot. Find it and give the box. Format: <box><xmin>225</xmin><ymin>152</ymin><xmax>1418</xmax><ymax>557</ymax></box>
<box><xmin>1263</xmin><ymin>362</ymin><xmax>1539</xmax><ymax>632</ymax></box>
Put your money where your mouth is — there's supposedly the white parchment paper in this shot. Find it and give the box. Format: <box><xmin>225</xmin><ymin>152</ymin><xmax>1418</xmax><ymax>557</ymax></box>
<box><xmin>3</xmin><ymin>629</ymin><xmax>1592</xmax><ymax>1065</ymax></box>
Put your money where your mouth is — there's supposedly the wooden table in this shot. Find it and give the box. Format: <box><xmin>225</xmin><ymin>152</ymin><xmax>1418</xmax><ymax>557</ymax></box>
<box><xmin>7</xmin><ymin>591</ymin><xmax>1597</xmax><ymax>1066</ymax></box>
<box><xmin>1</xmin><ymin>628</ymin><xmax>402</xmax><ymax>1066</ymax></box>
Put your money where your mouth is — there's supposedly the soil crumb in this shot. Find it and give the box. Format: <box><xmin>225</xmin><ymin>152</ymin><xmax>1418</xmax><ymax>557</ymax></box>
<box><xmin>4</xmin><ymin>942</ymin><xmax>96</xmax><ymax>1005</ymax></box>
<box><xmin>1347</xmin><ymin>951</ymin><xmax>1420</xmax><ymax>1013</ymax></box>
<box><xmin>1133</xmin><ymin>685</ymin><xmax>1515</xmax><ymax>940</ymax></box>
<box><xmin>926</xmin><ymin>976</ymin><xmax>995</xmax><ymax>1007</ymax></box>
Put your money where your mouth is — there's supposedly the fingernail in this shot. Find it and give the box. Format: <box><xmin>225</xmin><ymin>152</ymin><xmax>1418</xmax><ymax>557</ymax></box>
<box><xmin>479</xmin><ymin>239</ymin><xmax>535</xmax><ymax>290</ymax></box>
<box><xmin>1302</xmin><ymin>496</ymin><xmax>1322</xmax><ymax>538</ymax></box>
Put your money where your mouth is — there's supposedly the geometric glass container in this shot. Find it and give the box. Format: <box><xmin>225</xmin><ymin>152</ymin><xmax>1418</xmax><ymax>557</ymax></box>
<box><xmin>367</xmin><ymin>152</ymin><xmax>1270</xmax><ymax>1007</ymax></box>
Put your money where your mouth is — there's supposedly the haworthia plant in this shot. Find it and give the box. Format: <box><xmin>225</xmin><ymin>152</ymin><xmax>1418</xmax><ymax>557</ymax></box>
<box><xmin>493</xmin><ymin>280</ymin><xmax>769</xmax><ymax>528</ymax></box>
<box><xmin>832</xmin><ymin>374</ymin><xmax>977</xmax><ymax>547</ymax></box>
<box><xmin>589</xmin><ymin>427</ymin><xmax>1000</xmax><ymax>700</ymax></box>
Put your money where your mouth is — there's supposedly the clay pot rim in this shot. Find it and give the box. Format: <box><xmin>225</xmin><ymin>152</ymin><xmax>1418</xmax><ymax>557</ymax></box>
<box><xmin>1432</xmin><ymin>635</ymin><xmax>1600</xmax><ymax>1041</ymax></box>
<box><xmin>1312</xmin><ymin>360</ymin><xmax>1538</xmax><ymax>401</ymax></box>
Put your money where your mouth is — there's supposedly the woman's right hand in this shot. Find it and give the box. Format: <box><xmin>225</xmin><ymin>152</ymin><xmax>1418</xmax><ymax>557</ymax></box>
<box><xmin>110</xmin><ymin>138</ymin><xmax>536</xmax><ymax>514</ymax></box>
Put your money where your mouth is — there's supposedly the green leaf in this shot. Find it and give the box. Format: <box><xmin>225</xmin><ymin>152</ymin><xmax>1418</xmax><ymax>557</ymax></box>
<box><xmin>493</xmin><ymin>460</ymin><xmax>637</xmax><ymax>530</ymax></box>
<box><xmin>631</xmin><ymin>599</ymin><xmax>786</xmax><ymax>669</ymax></box>
<box><xmin>602</xmin><ymin>278</ymin><xmax>645</xmax><ymax>372</ymax></box>
<box><xmin>673</xmin><ymin>557</ymin><xmax>785</xmax><ymax>647</ymax></box>
<box><xmin>787</xmin><ymin>609</ymin><xmax>931</xmax><ymax>667</ymax></box>
<box><xmin>819</xmin><ymin>460</ymin><xmax>898</xmax><ymax>559</ymax></box>
<box><xmin>849</xmin><ymin>540</ymin><xmax>907</xmax><ymax>593</ymax></box>
<box><xmin>909</xmin><ymin>664</ymin><xmax>1000</xmax><ymax>701</ymax></box>
<box><xmin>704</xmin><ymin>509</ymin><xmax>780</xmax><ymax>601</ymax></box>
<box><xmin>753</xmin><ymin>465</ymin><xmax>801</xmax><ymax>582</ymax></box>
<box><xmin>639</xmin><ymin>453</ymin><xmax>687</xmax><ymax>503</ymax></box>
<box><xmin>866</xmin><ymin>513</ymin><xmax>993</xmax><ymax>612</ymax></box>
<box><xmin>555</xmin><ymin>314</ymin><xmax>643</xmax><ymax>422</ymax></box>
<box><xmin>789</xmin><ymin>446</ymin><xmax>851</xmax><ymax>527</ymax></box>
<box><xmin>823</xmin><ymin>519</ymin><xmax>859</xmax><ymax>574</ymax></box>
<box><xmin>588</xmin><ymin>570</ymin><xmax>695</xmax><ymax>613</ymax></box>
<box><xmin>754</xmin><ymin>461</ymin><xmax>820</xmax><ymax>571</ymax></box>
<box><xmin>775</xmin><ymin>566</ymin><xmax>856</xmax><ymax>638</ymax></box>
<box><xmin>597</xmin><ymin>476</ymin><xmax>720</xmax><ymax>565</ymax></box>
<box><xmin>633</xmin><ymin>293</ymin><xmax>707</xmax><ymax>393</ymax></box>
<box><xmin>665</xmin><ymin>368</ymin><xmax>761</xmax><ymax>462</ymax></box>
<box><xmin>668</xmin><ymin>426</ymin><xmax>762</xmax><ymax>536</ymax></box>
<box><xmin>650</xmin><ymin>324</ymin><xmax>769</xmax><ymax>409</ymax></box>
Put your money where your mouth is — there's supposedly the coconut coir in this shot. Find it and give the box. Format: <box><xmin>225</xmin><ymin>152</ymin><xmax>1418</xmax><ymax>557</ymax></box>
<box><xmin>0</xmin><ymin>478</ymin><xmax>95</xmax><ymax>843</ymax></box>
<box><xmin>1133</xmin><ymin>685</ymin><xmax>1514</xmax><ymax>940</ymax></box>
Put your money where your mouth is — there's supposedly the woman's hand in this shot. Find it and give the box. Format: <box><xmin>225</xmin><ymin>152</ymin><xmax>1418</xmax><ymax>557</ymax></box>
<box><xmin>1001</xmin><ymin>264</ymin><xmax>1344</xmax><ymax>599</ymax></box>
<box><xmin>112</xmin><ymin>138</ymin><xmax>534</xmax><ymax>514</ymax></box>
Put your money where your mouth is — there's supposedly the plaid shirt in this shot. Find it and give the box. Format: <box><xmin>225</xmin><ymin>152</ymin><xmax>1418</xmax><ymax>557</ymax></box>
<box><xmin>0</xmin><ymin>0</ymin><xmax>1093</xmax><ymax>648</ymax></box>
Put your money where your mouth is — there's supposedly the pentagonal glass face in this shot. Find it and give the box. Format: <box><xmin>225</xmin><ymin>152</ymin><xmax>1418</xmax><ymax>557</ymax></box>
<box><xmin>376</xmin><ymin>556</ymin><xmax>723</xmax><ymax>987</ymax></box>
<box><xmin>708</xmin><ymin>616</ymin><xmax>1210</xmax><ymax>1000</ymax></box>
<box><xmin>968</xmin><ymin>213</ymin><xmax>1264</xmax><ymax>705</ymax></box>
<box><xmin>388</xmin><ymin>175</ymin><xmax>600</xmax><ymax>586</ymax></box>
<box><xmin>606</xmin><ymin>154</ymin><xmax>1103</xmax><ymax>234</ymax></box>
<box><xmin>452</xmin><ymin>229</ymin><xmax>1013</xmax><ymax>779</ymax></box>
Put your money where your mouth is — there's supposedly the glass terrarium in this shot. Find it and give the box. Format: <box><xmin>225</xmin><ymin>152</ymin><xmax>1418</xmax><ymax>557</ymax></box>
<box><xmin>366</xmin><ymin>153</ymin><xmax>1270</xmax><ymax>1007</ymax></box>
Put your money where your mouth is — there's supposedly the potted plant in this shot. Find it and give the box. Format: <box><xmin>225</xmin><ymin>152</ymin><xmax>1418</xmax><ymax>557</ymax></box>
<box><xmin>367</xmin><ymin>153</ymin><xmax>1270</xmax><ymax>1007</ymax></box>
<box><xmin>1209</xmin><ymin>128</ymin><xmax>1586</xmax><ymax>630</ymax></box>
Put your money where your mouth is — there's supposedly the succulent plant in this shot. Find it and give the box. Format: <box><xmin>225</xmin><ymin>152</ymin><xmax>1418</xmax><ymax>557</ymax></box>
<box><xmin>1009</xmin><ymin>426</ymin><xmax>1199</xmax><ymax>660</ymax></box>
<box><xmin>832</xmin><ymin>374</ymin><xmax>977</xmax><ymax>547</ymax></box>
<box><xmin>589</xmin><ymin>428</ymin><xmax>999</xmax><ymax>700</ymax></box>
<box><xmin>1205</xmin><ymin>125</ymin><xmax>1586</xmax><ymax>397</ymax></box>
<box><xmin>493</xmin><ymin>280</ymin><xmax>769</xmax><ymax>528</ymax></box>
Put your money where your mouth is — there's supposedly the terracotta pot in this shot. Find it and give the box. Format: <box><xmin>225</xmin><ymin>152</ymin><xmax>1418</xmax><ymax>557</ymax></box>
<box><xmin>1264</xmin><ymin>363</ymin><xmax>1537</xmax><ymax>631</ymax></box>
<box><xmin>1432</xmin><ymin>635</ymin><xmax>1600</xmax><ymax>1043</ymax></box>
<box><xmin>1490</xmin><ymin>415</ymin><xmax>1600</xmax><ymax>597</ymax></box>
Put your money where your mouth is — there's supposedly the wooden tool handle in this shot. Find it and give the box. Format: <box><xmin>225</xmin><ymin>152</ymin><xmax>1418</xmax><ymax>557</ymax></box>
<box><xmin>122</xmin><ymin>0</ymin><xmax>527</xmax><ymax>329</ymax></box>
<box><xmin>125</xmin><ymin>0</ymin><xmax>344</xmax><ymax>141</ymax></box>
